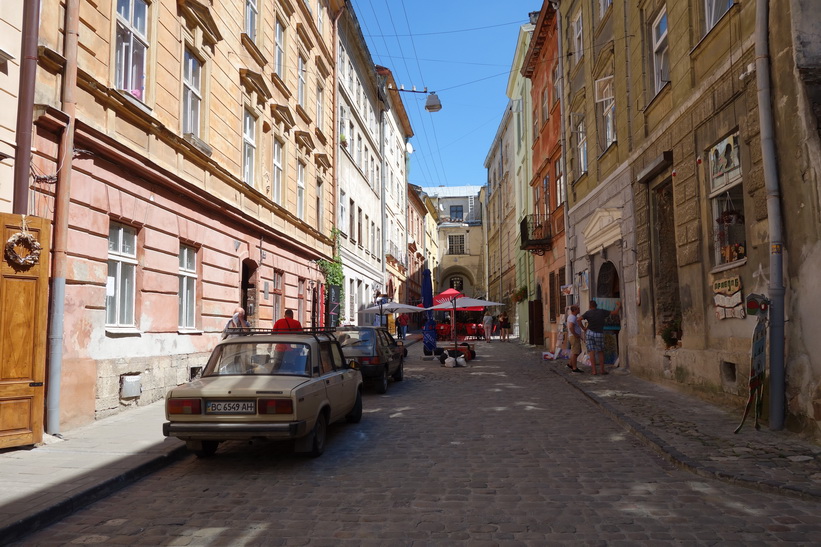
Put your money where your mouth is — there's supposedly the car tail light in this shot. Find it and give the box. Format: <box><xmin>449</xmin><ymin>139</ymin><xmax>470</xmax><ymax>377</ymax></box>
<box><xmin>258</xmin><ymin>398</ymin><xmax>293</xmax><ymax>414</ymax></box>
<box><xmin>168</xmin><ymin>398</ymin><xmax>202</xmax><ymax>415</ymax></box>
<box><xmin>357</xmin><ymin>356</ymin><xmax>380</xmax><ymax>365</ymax></box>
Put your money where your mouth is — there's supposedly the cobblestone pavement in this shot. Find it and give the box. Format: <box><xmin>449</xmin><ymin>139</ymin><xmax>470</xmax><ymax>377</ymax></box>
<box><xmin>10</xmin><ymin>337</ymin><xmax>821</xmax><ymax>545</ymax></box>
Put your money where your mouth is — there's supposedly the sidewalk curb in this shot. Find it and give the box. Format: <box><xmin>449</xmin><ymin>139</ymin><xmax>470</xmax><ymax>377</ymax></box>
<box><xmin>556</xmin><ymin>369</ymin><xmax>821</xmax><ymax>502</ymax></box>
<box><xmin>0</xmin><ymin>445</ymin><xmax>189</xmax><ymax>545</ymax></box>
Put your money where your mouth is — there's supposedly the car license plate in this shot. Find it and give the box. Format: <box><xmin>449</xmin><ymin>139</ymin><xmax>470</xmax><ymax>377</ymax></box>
<box><xmin>205</xmin><ymin>400</ymin><xmax>256</xmax><ymax>414</ymax></box>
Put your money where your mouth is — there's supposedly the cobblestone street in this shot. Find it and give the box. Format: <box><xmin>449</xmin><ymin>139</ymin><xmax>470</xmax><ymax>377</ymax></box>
<box><xmin>16</xmin><ymin>340</ymin><xmax>821</xmax><ymax>545</ymax></box>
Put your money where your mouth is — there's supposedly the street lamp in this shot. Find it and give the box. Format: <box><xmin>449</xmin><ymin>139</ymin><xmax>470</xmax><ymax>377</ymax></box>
<box><xmin>388</xmin><ymin>84</ymin><xmax>443</xmax><ymax>113</ymax></box>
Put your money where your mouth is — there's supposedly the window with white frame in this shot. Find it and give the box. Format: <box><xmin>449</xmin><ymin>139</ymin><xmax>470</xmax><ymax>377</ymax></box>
<box><xmin>106</xmin><ymin>223</ymin><xmax>137</xmax><ymax>327</ymax></box>
<box><xmin>339</xmin><ymin>189</ymin><xmax>347</xmax><ymax>233</ymax></box>
<box><xmin>708</xmin><ymin>132</ymin><xmax>746</xmax><ymax>265</ymax></box>
<box><xmin>275</xmin><ymin>19</ymin><xmax>285</xmax><ymax>79</ymax></box>
<box><xmin>243</xmin><ymin>109</ymin><xmax>255</xmax><ymax>185</ymax></box>
<box><xmin>115</xmin><ymin>0</ymin><xmax>148</xmax><ymax>101</ymax></box>
<box><xmin>572</xmin><ymin>12</ymin><xmax>583</xmax><ymax>65</ymax></box>
<box><xmin>652</xmin><ymin>7</ymin><xmax>670</xmax><ymax>94</ymax></box>
<box><xmin>705</xmin><ymin>0</ymin><xmax>733</xmax><ymax>33</ymax></box>
<box><xmin>297</xmin><ymin>54</ymin><xmax>306</xmax><ymax>107</ymax></box>
<box><xmin>349</xmin><ymin>198</ymin><xmax>355</xmax><ymax>243</ymax></box>
<box><xmin>448</xmin><ymin>234</ymin><xmax>465</xmax><ymax>255</ymax></box>
<box><xmin>315</xmin><ymin>85</ymin><xmax>324</xmax><ymax>132</ymax></box>
<box><xmin>273</xmin><ymin>270</ymin><xmax>283</xmax><ymax>322</ymax></box>
<box><xmin>598</xmin><ymin>0</ymin><xmax>613</xmax><ymax>20</ymax></box>
<box><xmin>339</xmin><ymin>105</ymin><xmax>348</xmax><ymax>141</ymax></box>
<box><xmin>182</xmin><ymin>49</ymin><xmax>201</xmax><ymax>137</ymax></box>
<box><xmin>364</xmin><ymin>215</ymin><xmax>369</xmax><ymax>251</ymax></box>
<box><xmin>245</xmin><ymin>0</ymin><xmax>257</xmax><ymax>42</ymax></box>
<box><xmin>542</xmin><ymin>175</ymin><xmax>550</xmax><ymax>216</ymax></box>
<box><xmin>555</xmin><ymin>158</ymin><xmax>565</xmax><ymax>205</ymax></box>
<box><xmin>178</xmin><ymin>244</ymin><xmax>197</xmax><ymax>329</ymax></box>
<box><xmin>297</xmin><ymin>161</ymin><xmax>305</xmax><ymax>219</ymax></box>
<box><xmin>577</xmin><ymin>119</ymin><xmax>588</xmax><ymax>174</ymax></box>
<box><xmin>273</xmin><ymin>138</ymin><xmax>283</xmax><ymax>203</ymax></box>
<box><xmin>317</xmin><ymin>177</ymin><xmax>325</xmax><ymax>228</ymax></box>
<box><xmin>357</xmin><ymin>207</ymin><xmax>362</xmax><ymax>244</ymax></box>
<box><xmin>597</xmin><ymin>76</ymin><xmax>616</xmax><ymax>148</ymax></box>
<box><xmin>370</xmin><ymin>220</ymin><xmax>375</xmax><ymax>253</ymax></box>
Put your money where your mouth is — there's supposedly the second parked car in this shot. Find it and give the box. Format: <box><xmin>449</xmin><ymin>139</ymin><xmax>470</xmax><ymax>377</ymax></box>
<box><xmin>336</xmin><ymin>326</ymin><xmax>404</xmax><ymax>393</ymax></box>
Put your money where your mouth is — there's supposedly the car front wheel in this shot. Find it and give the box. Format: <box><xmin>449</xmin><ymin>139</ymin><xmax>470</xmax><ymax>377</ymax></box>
<box><xmin>308</xmin><ymin>412</ymin><xmax>328</xmax><ymax>458</ymax></box>
<box><xmin>374</xmin><ymin>365</ymin><xmax>389</xmax><ymax>394</ymax></box>
<box><xmin>346</xmin><ymin>390</ymin><xmax>363</xmax><ymax>423</ymax></box>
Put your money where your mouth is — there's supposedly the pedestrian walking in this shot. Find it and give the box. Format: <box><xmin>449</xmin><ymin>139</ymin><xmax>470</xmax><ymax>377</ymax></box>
<box><xmin>566</xmin><ymin>305</ymin><xmax>584</xmax><ymax>373</ymax></box>
<box><xmin>482</xmin><ymin>309</ymin><xmax>494</xmax><ymax>343</ymax></box>
<box><xmin>581</xmin><ymin>300</ymin><xmax>621</xmax><ymax>375</ymax></box>
<box><xmin>499</xmin><ymin>312</ymin><xmax>511</xmax><ymax>341</ymax></box>
<box><xmin>397</xmin><ymin>312</ymin><xmax>409</xmax><ymax>340</ymax></box>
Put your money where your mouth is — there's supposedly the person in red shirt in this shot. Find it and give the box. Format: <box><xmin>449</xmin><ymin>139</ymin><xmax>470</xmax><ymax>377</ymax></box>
<box><xmin>273</xmin><ymin>308</ymin><xmax>302</xmax><ymax>332</ymax></box>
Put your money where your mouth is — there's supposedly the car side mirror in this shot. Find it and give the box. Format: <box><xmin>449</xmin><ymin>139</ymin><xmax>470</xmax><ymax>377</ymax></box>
<box><xmin>396</xmin><ymin>340</ymin><xmax>404</xmax><ymax>348</ymax></box>
<box><xmin>348</xmin><ymin>360</ymin><xmax>359</xmax><ymax>370</ymax></box>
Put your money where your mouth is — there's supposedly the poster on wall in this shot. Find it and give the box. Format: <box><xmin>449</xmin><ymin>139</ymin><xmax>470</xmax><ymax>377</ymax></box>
<box><xmin>713</xmin><ymin>275</ymin><xmax>745</xmax><ymax>319</ymax></box>
<box><xmin>578</xmin><ymin>270</ymin><xmax>589</xmax><ymax>291</ymax></box>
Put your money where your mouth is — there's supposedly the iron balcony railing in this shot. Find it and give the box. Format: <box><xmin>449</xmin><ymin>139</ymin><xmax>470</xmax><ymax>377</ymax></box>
<box><xmin>520</xmin><ymin>214</ymin><xmax>552</xmax><ymax>255</ymax></box>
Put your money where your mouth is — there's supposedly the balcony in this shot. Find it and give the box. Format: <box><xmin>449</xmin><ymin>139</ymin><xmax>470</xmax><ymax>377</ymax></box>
<box><xmin>520</xmin><ymin>214</ymin><xmax>552</xmax><ymax>255</ymax></box>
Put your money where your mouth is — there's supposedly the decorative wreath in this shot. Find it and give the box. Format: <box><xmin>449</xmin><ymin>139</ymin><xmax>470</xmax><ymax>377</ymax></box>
<box><xmin>5</xmin><ymin>231</ymin><xmax>42</xmax><ymax>267</ymax></box>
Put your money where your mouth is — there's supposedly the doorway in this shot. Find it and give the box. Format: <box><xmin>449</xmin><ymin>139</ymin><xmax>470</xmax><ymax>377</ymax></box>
<box><xmin>241</xmin><ymin>260</ymin><xmax>257</xmax><ymax>322</ymax></box>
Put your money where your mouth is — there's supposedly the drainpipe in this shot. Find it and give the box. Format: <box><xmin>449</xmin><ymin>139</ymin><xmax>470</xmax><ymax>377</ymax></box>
<box><xmin>46</xmin><ymin>0</ymin><xmax>80</xmax><ymax>435</ymax></box>
<box><xmin>554</xmin><ymin>2</ymin><xmax>572</xmax><ymax>302</ymax></box>
<box><xmin>12</xmin><ymin>0</ymin><xmax>41</xmax><ymax>214</ymax></box>
<box><xmin>755</xmin><ymin>0</ymin><xmax>786</xmax><ymax>430</ymax></box>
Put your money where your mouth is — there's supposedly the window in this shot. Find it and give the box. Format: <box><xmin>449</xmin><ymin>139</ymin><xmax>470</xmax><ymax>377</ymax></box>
<box><xmin>532</xmin><ymin>107</ymin><xmax>539</xmax><ymax>141</ymax></box>
<box><xmin>297</xmin><ymin>55</ymin><xmax>306</xmax><ymax>107</ymax></box>
<box><xmin>598</xmin><ymin>0</ymin><xmax>613</xmax><ymax>20</ymax></box>
<box><xmin>339</xmin><ymin>189</ymin><xmax>347</xmax><ymax>233</ymax></box>
<box><xmin>357</xmin><ymin>207</ymin><xmax>362</xmax><ymax>244</ymax></box>
<box><xmin>364</xmin><ymin>214</ymin><xmax>369</xmax><ymax>251</ymax></box>
<box><xmin>572</xmin><ymin>12</ymin><xmax>583</xmax><ymax>65</ymax></box>
<box><xmin>450</xmin><ymin>205</ymin><xmax>463</xmax><ymax>221</ymax></box>
<box><xmin>106</xmin><ymin>223</ymin><xmax>137</xmax><ymax>327</ymax></box>
<box><xmin>370</xmin><ymin>220</ymin><xmax>375</xmax><ymax>253</ymax></box>
<box><xmin>448</xmin><ymin>234</ymin><xmax>465</xmax><ymax>255</ymax></box>
<box><xmin>708</xmin><ymin>133</ymin><xmax>746</xmax><ymax>266</ymax></box>
<box><xmin>555</xmin><ymin>159</ymin><xmax>565</xmax><ymax>205</ymax></box>
<box><xmin>243</xmin><ymin>109</ymin><xmax>256</xmax><ymax>185</ymax></box>
<box><xmin>652</xmin><ymin>8</ymin><xmax>670</xmax><ymax>94</ymax></box>
<box><xmin>705</xmin><ymin>0</ymin><xmax>733</xmax><ymax>33</ymax></box>
<box><xmin>339</xmin><ymin>105</ymin><xmax>348</xmax><ymax>141</ymax></box>
<box><xmin>273</xmin><ymin>270</ymin><xmax>283</xmax><ymax>322</ymax></box>
<box><xmin>349</xmin><ymin>198</ymin><xmax>355</xmax><ymax>243</ymax></box>
<box><xmin>182</xmin><ymin>49</ymin><xmax>201</xmax><ymax>137</ymax></box>
<box><xmin>316</xmin><ymin>85</ymin><xmax>324</xmax><ymax>132</ymax></box>
<box><xmin>273</xmin><ymin>139</ymin><xmax>283</xmax><ymax>203</ymax></box>
<box><xmin>597</xmin><ymin>77</ymin><xmax>616</xmax><ymax>148</ymax></box>
<box><xmin>115</xmin><ymin>0</ymin><xmax>148</xmax><ymax>101</ymax></box>
<box><xmin>297</xmin><ymin>161</ymin><xmax>305</xmax><ymax>219</ymax></box>
<box><xmin>449</xmin><ymin>276</ymin><xmax>463</xmax><ymax>291</ymax></box>
<box><xmin>577</xmin><ymin>119</ymin><xmax>588</xmax><ymax>174</ymax></box>
<box><xmin>549</xmin><ymin>267</ymin><xmax>567</xmax><ymax>322</ymax></box>
<box><xmin>316</xmin><ymin>178</ymin><xmax>324</xmax><ymax>228</ymax></box>
<box><xmin>541</xmin><ymin>87</ymin><xmax>549</xmax><ymax>124</ymax></box>
<box><xmin>245</xmin><ymin>0</ymin><xmax>257</xmax><ymax>42</ymax></box>
<box><xmin>275</xmin><ymin>19</ymin><xmax>285</xmax><ymax>79</ymax></box>
<box><xmin>178</xmin><ymin>244</ymin><xmax>196</xmax><ymax>329</ymax></box>
<box><xmin>542</xmin><ymin>175</ymin><xmax>550</xmax><ymax>215</ymax></box>
<box><xmin>316</xmin><ymin>0</ymin><xmax>324</xmax><ymax>33</ymax></box>
<box><xmin>552</xmin><ymin>64</ymin><xmax>560</xmax><ymax>105</ymax></box>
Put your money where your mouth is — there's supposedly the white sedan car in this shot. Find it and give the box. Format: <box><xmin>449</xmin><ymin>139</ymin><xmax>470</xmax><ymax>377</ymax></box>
<box><xmin>163</xmin><ymin>329</ymin><xmax>363</xmax><ymax>457</ymax></box>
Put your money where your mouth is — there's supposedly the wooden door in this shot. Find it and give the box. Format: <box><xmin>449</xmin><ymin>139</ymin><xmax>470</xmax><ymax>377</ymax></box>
<box><xmin>0</xmin><ymin>214</ymin><xmax>51</xmax><ymax>449</ymax></box>
<box><xmin>529</xmin><ymin>299</ymin><xmax>544</xmax><ymax>346</ymax></box>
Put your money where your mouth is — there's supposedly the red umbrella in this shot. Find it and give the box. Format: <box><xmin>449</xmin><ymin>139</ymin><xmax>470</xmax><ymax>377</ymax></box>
<box><xmin>432</xmin><ymin>288</ymin><xmax>464</xmax><ymax>306</ymax></box>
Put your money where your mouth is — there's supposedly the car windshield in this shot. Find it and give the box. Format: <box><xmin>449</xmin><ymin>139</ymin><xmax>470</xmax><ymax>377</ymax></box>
<box><xmin>202</xmin><ymin>342</ymin><xmax>311</xmax><ymax>377</ymax></box>
<box><xmin>336</xmin><ymin>330</ymin><xmax>375</xmax><ymax>349</ymax></box>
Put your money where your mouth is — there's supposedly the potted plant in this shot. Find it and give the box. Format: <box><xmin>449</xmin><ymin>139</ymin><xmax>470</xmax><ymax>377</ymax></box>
<box><xmin>510</xmin><ymin>286</ymin><xmax>528</xmax><ymax>303</ymax></box>
<box><xmin>340</xmin><ymin>134</ymin><xmax>348</xmax><ymax>148</ymax></box>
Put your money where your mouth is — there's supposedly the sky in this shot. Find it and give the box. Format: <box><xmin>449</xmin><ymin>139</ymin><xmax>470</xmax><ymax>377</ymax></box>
<box><xmin>349</xmin><ymin>0</ymin><xmax>540</xmax><ymax>188</ymax></box>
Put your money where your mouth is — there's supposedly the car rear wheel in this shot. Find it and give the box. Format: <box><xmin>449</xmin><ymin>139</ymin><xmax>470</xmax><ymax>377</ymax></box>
<box><xmin>308</xmin><ymin>412</ymin><xmax>328</xmax><ymax>458</ymax></box>
<box><xmin>346</xmin><ymin>390</ymin><xmax>363</xmax><ymax>423</ymax></box>
<box><xmin>188</xmin><ymin>440</ymin><xmax>219</xmax><ymax>458</ymax></box>
<box><xmin>374</xmin><ymin>365</ymin><xmax>389</xmax><ymax>394</ymax></box>
<box><xmin>392</xmin><ymin>359</ymin><xmax>404</xmax><ymax>382</ymax></box>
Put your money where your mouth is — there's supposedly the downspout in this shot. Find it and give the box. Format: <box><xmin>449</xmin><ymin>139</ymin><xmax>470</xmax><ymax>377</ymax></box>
<box><xmin>12</xmin><ymin>0</ymin><xmax>41</xmax><ymax>214</ymax></box>
<box><xmin>755</xmin><ymin>0</ymin><xmax>786</xmax><ymax>430</ymax></box>
<box><xmin>47</xmin><ymin>0</ymin><xmax>80</xmax><ymax>434</ymax></box>
<box><xmin>555</xmin><ymin>3</ymin><xmax>573</xmax><ymax>303</ymax></box>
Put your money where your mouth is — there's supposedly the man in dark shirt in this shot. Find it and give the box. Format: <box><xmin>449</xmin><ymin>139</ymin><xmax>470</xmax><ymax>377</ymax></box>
<box><xmin>581</xmin><ymin>300</ymin><xmax>621</xmax><ymax>375</ymax></box>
